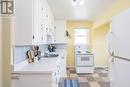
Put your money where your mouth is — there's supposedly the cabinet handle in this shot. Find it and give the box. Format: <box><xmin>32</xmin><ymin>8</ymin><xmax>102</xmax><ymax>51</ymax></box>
<box><xmin>42</xmin><ymin>8</ymin><xmax>43</xmax><ymax>11</ymax></box>
<box><xmin>54</xmin><ymin>72</ymin><xmax>56</xmax><ymax>76</ymax></box>
<box><xmin>41</xmin><ymin>37</ymin><xmax>43</xmax><ymax>40</ymax></box>
<box><xmin>11</xmin><ymin>76</ymin><xmax>20</xmax><ymax>80</ymax></box>
<box><xmin>33</xmin><ymin>35</ymin><xmax>34</xmax><ymax>39</ymax></box>
<box><xmin>54</xmin><ymin>26</ymin><xmax>56</xmax><ymax>29</ymax></box>
<box><xmin>46</xmin><ymin>14</ymin><xmax>48</xmax><ymax>18</ymax></box>
<box><xmin>41</xmin><ymin>24</ymin><xmax>43</xmax><ymax>30</ymax></box>
<box><xmin>61</xmin><ymin>57</ymin><xmax>64</xmax><ymax>59</ymax></box>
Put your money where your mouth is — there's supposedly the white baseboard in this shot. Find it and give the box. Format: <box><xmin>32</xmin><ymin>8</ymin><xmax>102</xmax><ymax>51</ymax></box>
<box><xmin>67</xmin><ymin>66</ymin><xmax>75</xmax><ymax>68</ymax></box>
<box><xmin>67</xmin><ymin>66</ymin><xmax>108</xmax><ymax>69</ymax></box>
<box><xmin>94</xmin><ymin>65</ymin><xmax>108</xmax><ymax>68</ymax></box>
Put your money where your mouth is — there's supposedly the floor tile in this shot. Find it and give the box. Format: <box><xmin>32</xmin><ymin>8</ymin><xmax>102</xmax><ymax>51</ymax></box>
<box><xmin>101</xmin><ymin>77</ymin><xmax>109</xmax><ymax>82</ymax></box>
<box><xmin>95</xmin><ymin>67</ymin><xmax>104</xmax><ymax>70</ymax></box>
<box><xmin>98</xmin><ymin>73</ymin><xmax>108</xmax><ymax>77</ymax></box>
<box><xmin>78</xmin><ymin>73</ymin><xmax>92</xmax><ymax>77</ymax></box>
<box><xmin>65</xmin><ymin>67</ymin><xmax>110</xmax><ymax>87</ymax></box>
<box><xmin>100</xmin><ymin>70</ymin><xmax>108</xmax><ymax>73</ymax></box>
<box><xmin>98</xmin><ymin>82</ymin><xmax>110</xmax><ymax>87</ymax></box>
<box><xmin>95</xmin><ymin>70</ymin><xmax>102</xmax><ymax>73</ymax></box>
<box><xmin>80</xmin><ymin>82</ymin><xmax>91</xmax><ymax>87</ymax></box>
<box><xmin>78</xmin><ymin>77</ymin><xmax>88</xmax><ymax>82</ymax></box>
<box><xmin>89</xmin><ymin>82</ymin><xmax>101</xmax><ymax>87</ymax></box>
<box><xmin>94</xmin><ymin>77</ymin><xmax>104</xmax><ymax>82</ymax></box>
<box><xmin>86</xmin><ymin>76</ymin><xmax>96</xmax><ymax>82</ymax></box>
<box><xmin>92</xmin><ymin>73</ymin><xmax>100</xmax><ymax>77</ymax></box>
<box><xmin>69</xmin><ymin>74</ymin><xmax>77</xmax><ymax>77</ymax></box>
<box><xmin>69</xmin><ymin>69</ymin><xmax>76</xmax><ymax>73</ymax></box>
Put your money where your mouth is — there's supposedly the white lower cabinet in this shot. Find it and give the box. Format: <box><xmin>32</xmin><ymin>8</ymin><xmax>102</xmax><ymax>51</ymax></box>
<box><xmin>11</xmin><ymin>53</ymin><xmax>67</xmax><ymax>87</ymax></box>
<box><xmin>11</xmin><ymin>73</ymin><xmax>53</xmax><ymax>87</ymax></box>
<box><xmin>59</xmin><ymin>52</ymin><xmax>67</xmax><ymax>77</ymax></box>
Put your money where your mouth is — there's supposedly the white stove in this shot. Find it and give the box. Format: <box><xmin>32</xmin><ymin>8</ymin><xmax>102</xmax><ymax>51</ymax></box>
<box><xmin>75</xmin><ymin>45</ymin><xmax>94</xmax><ymax>73</ymax></box>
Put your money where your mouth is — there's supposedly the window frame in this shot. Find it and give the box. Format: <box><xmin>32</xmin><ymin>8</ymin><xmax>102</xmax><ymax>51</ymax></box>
<box><xmin>74</xmin><ymin>28</ymin><xmax>90</xmax><ymax>45</ymax></box>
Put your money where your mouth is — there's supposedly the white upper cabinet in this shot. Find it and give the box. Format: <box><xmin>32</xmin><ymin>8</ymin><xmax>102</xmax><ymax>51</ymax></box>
<box><xmin>13</xmin><ymin>0</ymin><xmax>34</xmax><ymax>45</ymax></box>
<box><xmin>54</xmin><ymin>20</ymin><xmax>67</xmax><ymax>43</ymax></box>
<box><xmin>13</xmin><ymin>0</ymin><xmax>54</xmax><ymax>45</ymax></box>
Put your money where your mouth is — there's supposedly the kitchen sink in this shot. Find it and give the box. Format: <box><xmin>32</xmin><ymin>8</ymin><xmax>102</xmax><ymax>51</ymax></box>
<box><xmin>43</xmin><ymin>54</ymin><xmax>59</xmax><ymax>58</ymax></box>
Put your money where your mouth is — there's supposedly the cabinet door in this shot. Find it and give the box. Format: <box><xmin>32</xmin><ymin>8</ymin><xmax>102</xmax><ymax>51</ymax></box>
<box><xmin>11</xmin><ymin>74</ymin><xmax>21</xmax><ymax>87</ymax></box>
<box><xmin>33</xmin><ymin>0</ymin><xmax>41</xmax><ymax>44</ymax></box>
<box><xmin>59</xmin><ymin>52</ymin><xmax>67</xmax><ymax>77</ymax></box>
<box><xmin>14</xmin><ymin>0</ymin><xmax>33</xmax><ymax>45</ymax></box>
<box><xmin>39</xmin><ymin>0</ymin><xmax>48</xmax><ymax>44</ymax></box>
<box><xmin>13</xmin><ymin>74</ymin><xmax>52</xmax><ymax>87</ymax></box>
<box><xmin>54</xmin><ymin>20</ymin><xmax>67</xmax><ymax>43</ymax></box>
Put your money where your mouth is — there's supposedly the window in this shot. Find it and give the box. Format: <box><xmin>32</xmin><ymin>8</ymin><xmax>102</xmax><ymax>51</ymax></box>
<box><xmin>74</xmin><ymin>29</ymin><xmax>89</xmax><ymax>45</ymax></box>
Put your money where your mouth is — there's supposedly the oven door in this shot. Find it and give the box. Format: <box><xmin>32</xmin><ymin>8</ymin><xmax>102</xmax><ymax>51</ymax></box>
<box><xmin>76</xmin><ymin>54</ymin><xmax>93</xmax><ymax>67</ymax></box>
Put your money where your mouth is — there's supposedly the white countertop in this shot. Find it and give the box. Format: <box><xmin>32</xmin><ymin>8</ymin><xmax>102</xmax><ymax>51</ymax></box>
<box><xmin>12</xmin><ymin>57</ymin><xmax>59</xmax><ymax>74</ymax></box>
<box><xmin>12</xmin><ymin>49</ymin><xmax>66</xmax><ymax>74</ymax></box>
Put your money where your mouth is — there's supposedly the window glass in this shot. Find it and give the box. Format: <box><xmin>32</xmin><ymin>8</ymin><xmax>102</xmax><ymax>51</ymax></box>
<box><xmin>74</xmin><ymin>29</ymin><xmax>89</xmax><ymax>45</ymax></box>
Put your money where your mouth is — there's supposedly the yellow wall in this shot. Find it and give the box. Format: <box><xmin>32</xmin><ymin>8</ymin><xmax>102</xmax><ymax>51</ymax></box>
<box><xmin>0</xmin><ymin>18</ymin><xmax>2</xmax><ymax>87</ymax></box>
<box><xmin>1</xmin><ymin>0</ymin><xmax>130</xmax><ymax>86</ymax></box>
<box><xmin>93</xmin><ymin>0</ymin><xmax>130</xmax><ymax>28</ymax></box>
<box><xmin>66</xmin><ymin>21</ymin><xmax>110</xmax><ymax>67</ymax></box>
<box><xmin>66</xmin><ymin>21</ymin><xmax>93</xmax><ymax>67</ymax></box>
<box><xmin>92</xmin><ymin>23</ymin><xmax>110</xmax><ymax>67</ymax></box>
<box><xmin>1</xmin><ymin>18</ymin><xmax>11</xmax><ymax>87</ymax></box>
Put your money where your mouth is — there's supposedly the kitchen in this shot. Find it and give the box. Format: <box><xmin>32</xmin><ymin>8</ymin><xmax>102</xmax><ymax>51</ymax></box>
<box><xmin>0</xmin><ymin>0</ymin><xmax>130</xmax><ymax>87</ymax></box>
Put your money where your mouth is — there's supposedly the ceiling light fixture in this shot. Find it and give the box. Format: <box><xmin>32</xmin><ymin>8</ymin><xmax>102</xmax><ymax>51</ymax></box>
<box><xmin>72</xmin><ymin>0</ymin><xmax>84</xmax><ymax>7</ymax></box>
<box><xmin>72</xmin><ymin>0</ymin><xmax>77</xmax><ymax>7</ymax></box>
<box><xmin>79</xmin><ymin>0</ymin><xmax>84</xmax><ymax>5</ymax></box>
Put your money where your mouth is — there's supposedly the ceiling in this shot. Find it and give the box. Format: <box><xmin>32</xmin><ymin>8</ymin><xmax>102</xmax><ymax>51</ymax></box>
<box><xmin>47</xmin><ymin>0</ymin><xmax>116</xmax><ymax>21</ymax></box>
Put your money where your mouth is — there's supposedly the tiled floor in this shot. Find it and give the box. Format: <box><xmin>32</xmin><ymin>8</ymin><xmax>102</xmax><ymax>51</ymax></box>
<box><xmin>61</xmin><ymin>67</ymin><xmax>110</xmax><ymax>87</ymax></box>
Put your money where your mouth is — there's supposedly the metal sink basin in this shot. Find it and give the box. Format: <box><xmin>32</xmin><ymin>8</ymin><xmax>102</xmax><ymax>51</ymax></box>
<box><xmin>44</xmin><ymin>54</ymin><xmax>59</xmax><ymax>58</ymax></box>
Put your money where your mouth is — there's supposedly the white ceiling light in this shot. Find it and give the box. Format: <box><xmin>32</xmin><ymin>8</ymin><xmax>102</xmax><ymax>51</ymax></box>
<box><xmin>79</xmin><ymin>0</ymin><xmax>84</xmax><ymax>5</ymax></box>
<box><xmin>72</xmin><ymin>0</ymin><xmax>77</xmax><ymax>7</ymax></box>
<box><xmin>72</xmin><ymin>0</ymin><xmax>84</xmax><ymax>7</ymax></box>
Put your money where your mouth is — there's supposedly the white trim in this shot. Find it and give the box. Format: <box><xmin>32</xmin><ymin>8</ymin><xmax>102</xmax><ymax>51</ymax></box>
<box><xmin>67</xmin><ymin>66</ymin><xmax>75</xmax><ymax>69</ymax></box>
<box><xmin>94</xmin><ymin>65</ymin><xmax>108</xmax><ymax>68</ymax></box>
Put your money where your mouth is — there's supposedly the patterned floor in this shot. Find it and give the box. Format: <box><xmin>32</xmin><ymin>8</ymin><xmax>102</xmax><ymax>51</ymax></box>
<box><xmin>61</xmin><ymin>67</ymin><xmax>110</xmax><ymax>87</ymax></box>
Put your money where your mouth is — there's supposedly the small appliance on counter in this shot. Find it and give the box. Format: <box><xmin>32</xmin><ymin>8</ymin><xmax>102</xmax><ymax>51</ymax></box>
<box><xmin>44</xmin><ymin>50</ymin><xmax>59</xmax><ymax>58</ymax></box>
<box><xmin>48</xmin><ymin>44</ymin><xmax>56</xmax><ymax>52</ymax></box>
